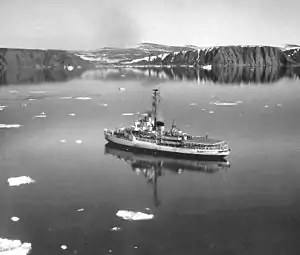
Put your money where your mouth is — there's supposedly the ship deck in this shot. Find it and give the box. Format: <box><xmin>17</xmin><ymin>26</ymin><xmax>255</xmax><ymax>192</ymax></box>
<box><xmin>186</xmin><ymin>137</ymin><xmax>224</xmax><ymax>145</ymax></box>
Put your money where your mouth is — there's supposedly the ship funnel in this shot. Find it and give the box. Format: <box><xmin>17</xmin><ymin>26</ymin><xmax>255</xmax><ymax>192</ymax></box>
<box><xmin>152</xmin><ymin>89</ymin><xmax>164</xmax><ymax>129</ymax></box>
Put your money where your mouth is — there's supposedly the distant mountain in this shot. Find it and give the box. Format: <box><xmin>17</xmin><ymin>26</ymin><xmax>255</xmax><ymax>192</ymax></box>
<box><xmin>72</xmin><ymin>43</ymin><xmax>197</xmax><ymax>65</ymax></box>
<box><xmin>73</xmin><ymin>43</ymin><xmax>300</xmax><ymax>67</ymax></box>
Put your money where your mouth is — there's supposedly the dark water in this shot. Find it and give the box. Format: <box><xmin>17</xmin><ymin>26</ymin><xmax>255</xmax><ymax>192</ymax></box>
<box><xmin>1</xmin><ymin>67</ymin><xmax>300</xmax><ymax>254</ymax></box>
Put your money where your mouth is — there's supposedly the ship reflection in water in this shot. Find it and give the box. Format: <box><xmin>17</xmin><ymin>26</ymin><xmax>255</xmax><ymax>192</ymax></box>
<box><xmin>104</xmin><ymin>143</ymin><xmax>230</xmax><ymax>207</ymax></box>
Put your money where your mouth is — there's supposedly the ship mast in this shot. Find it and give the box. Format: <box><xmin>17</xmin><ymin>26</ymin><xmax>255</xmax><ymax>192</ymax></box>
<box><xmin>152</xmin><ymin>89</ymin><xmax>160</xmax><ymax>130</ymax></box>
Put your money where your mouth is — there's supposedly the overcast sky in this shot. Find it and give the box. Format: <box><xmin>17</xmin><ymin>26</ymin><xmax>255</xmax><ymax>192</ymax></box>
<box><xmin>0</xmin><ymin>0</ymin><xmax>299</xmax><ymax>50</ymax></box>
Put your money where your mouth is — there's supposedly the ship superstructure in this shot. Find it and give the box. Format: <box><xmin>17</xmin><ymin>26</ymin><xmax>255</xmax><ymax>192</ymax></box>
<box><xmin>104</xmin><ymin>89</ymin><xmax>230</xmax><ymax>158</ymax></box>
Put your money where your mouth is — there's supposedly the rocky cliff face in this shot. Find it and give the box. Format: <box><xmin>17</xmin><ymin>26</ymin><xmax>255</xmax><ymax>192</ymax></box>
<box><xmin>0</xmin><ymin>48</ymin><xmax>93</xmax><ymax>71</ymax></box>
<box><xmin>124</xmin><ymin>46</ymin><xmax>295</xmax><ymax>67</ymax></box>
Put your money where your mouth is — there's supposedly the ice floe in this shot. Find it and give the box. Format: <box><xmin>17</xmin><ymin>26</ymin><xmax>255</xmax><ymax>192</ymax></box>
<box><xmin>0</xmin><ymin>124</ymin><xmax>21</xmax><ymax>129</ymax></box>
<box><xmin>28</xmin><ymin>99</ymin><xmax>36</xmax><ymax>101</ymax></box>
<box><xmin>30</xmin><ymin>91</ymin><xmax>47</xmax><ymax>94</ymax></box>
<box><xmin>76</xmin><ymin>208</ymin><xmax>84</xmax><ymax>212</ymax></box>
<box><xmin>68</xmin><ymin>113</ymin><xmax>76</xmax><ymax>116</ymax></box>
<box><xmin>116</xmin><ymin>210</ymin><xmax>154</xmax><ymax>221</ymax></box>
<box><xmin>118</xmin><ymin>87</ymin><xmax>126</xmax><ymax>92</ymax></box>
<box><xmin>7</xmin><ymin>176</ymin><xmax>36</xmax><ymax>187</ymax></box>
<box><xmin>75</xmin><ymin>97</ymin><xmax>92</xmax><ymax>100</ymax></box>
<box><xmin>264</xmin><ymin>105</ymin><xmax>269</xmax><ymax>108</ymax></box>
<box><xmin>276</xmin><ymin>103</ymin><xmax>283</xmax><ymax>107</ymax></box>
<box><xmin>111</xmin><ymin>227</ymin><xmax>121</xmax><ymax>232</ymax></box>
<box><xmin>75</xmin><ymin>140</ymin><xmax>82</xmax><ymax>144</ymax></box>
<box><xmin>9</xmin><ymin>90</ymin><xmax>18</xmax><ymax>94</ymax></box>
<box><xmin>66</xmin><ymin>65</ymin><xmax>74</xmax><ymax>71</ymax></box>
<box><xmin>189</xmin><ymin>103</ymin><xmax>197</xmax><ymax>107</ymax></box>
<box><xmin>0</xmin><ymin>106</ymin><xmax>7</xmax><ymax>111</ymax></box>
<box><xmin>0</xmin><ymin>238</ymin><xmax>31</xmax><ymax>255</ymax></box>
<box><xmin>99</xmin><ymin>103</ymin><xmax>108</xmax><ymax>107</ymax></box>
<box><xmin>60</xmin><ymin>245</ymin><xmax>67</xmax><ymax>250</ymax></box>
<box><xmin>210</xmin><ymin>100</ymin><xmax>242</xmax><ymax>106</ymax></box>
<box><xmin>122</xmin><ymin>113</ymin><xmax>134</xmax><ymax>116</ymax></box>
<box><xmin>60</xmin><ymin>140</ymin><xmax>66</xmax><ymax>143</ymax></box>
<box><xmin>33</xmin><ymin>112</ymin><xmax>47</xmax><ymax>118</ymax></box>
<box><xmin>209</xmin><ymin>111</ymin><xmax>214</xmax><ymax>114</ymax></box>
<box><xmin>59</xmin><ymin>97</ymin><xmax>73</xmax><ymax>100</ymax></box>
<box><xmin>10</xmin><ymin>217</ymin><xmax>20</xmax><ymax>222</ymax></box>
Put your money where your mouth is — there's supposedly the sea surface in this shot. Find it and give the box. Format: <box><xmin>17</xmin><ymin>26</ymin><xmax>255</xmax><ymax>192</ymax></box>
<box><xmin>0</xmin><ymin>67</ymin><xmax>300</xmax><ymax>255</ymax></box>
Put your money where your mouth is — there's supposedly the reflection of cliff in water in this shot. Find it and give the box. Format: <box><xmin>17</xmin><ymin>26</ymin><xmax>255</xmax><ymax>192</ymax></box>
<box><xmin>104</xmin><ymin>143</ymin><xmax>230</xmax><ymax>207</ymax></box>
<box><xmin>1</xmin><ymin>65</ymin><xmax>299</xmax><ymax>86</ymax></box>
<box><xmin>81</xmin><ymin>66</ymin><xmax>300</xmax><ymax>85</ymax></box>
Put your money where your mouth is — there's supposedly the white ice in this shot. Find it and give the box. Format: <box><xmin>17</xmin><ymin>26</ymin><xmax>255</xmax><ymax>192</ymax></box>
<box><xmin>68</xmin><ymin>113</ymin><xmax>76</xmax><ymax>116</ymax></box>
<box><xmin>122</xmin><ymin>113</ymin><xmax>134</xmax><ymax>116</ymax></box>
<box><xmin>7</xmin><ymin>176</ymin><xmax>36</xmax><ymax>187</ymax></box>
<box><xmin>201</xmin><ymin>65</ymin><xmax>212</xmax><ymax>71</ymax></box>
<box><xmin>75</xmin><ymin>140</ymin><xmax>82</xmax><ymax>144</ymax></box>
<box><xmin>10</xmin><ymin>217</ymin><xmax>19</xmax><ymax>222</ymax></box>
<box><xmin>0</xmin><ymin>238</ymin><xmax>31</xmax><ymax>255</ymax></box>
<box><xmin>75</xmin><ymin>97</ymin><xmax>92</xmax><ymax>100</ymax></box>
<box><xmin>0</xmin><ymin>124</ymin><xmax>21</xmax><ymax>129</ymax></box>
<box><xmin>116</xmin><ymin>210</ymin><xmax>154</xmax><ymax>221</ymax></box>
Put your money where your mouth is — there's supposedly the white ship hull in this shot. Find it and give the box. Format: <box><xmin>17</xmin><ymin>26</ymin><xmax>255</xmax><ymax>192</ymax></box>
<box><xmin>105</xmin><ymin>134</ymin><xmax>230</xmax><ymax>157</ymax></box>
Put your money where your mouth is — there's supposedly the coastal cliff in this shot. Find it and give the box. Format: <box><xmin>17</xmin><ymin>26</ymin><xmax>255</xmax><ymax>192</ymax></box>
<box><xmin>123</xmin><ymin>46</ymin><xmax>296</xmax><ymax>67</ymax></box>
<box><xmin>0</xmin><ymin>48</ymin><xmax>93</xmax><ymax>85</ymax></box>
<box><xmin>0</xmin><ymin>48</ymin><xmax>92</xmax><ymax>71</ymax></box>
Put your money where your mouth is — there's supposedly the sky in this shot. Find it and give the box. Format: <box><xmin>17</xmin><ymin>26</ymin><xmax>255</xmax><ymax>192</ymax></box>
<box><xmin>0</xmin><ymin>0</ymin><xmax>299</xmax><ymax>50</ymax></box>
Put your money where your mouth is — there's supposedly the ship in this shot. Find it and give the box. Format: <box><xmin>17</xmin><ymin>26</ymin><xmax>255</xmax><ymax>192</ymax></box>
<box><xmin>104</xmin><ymin>143</ymin><xmax>230</xmax><ymax>206</ymax></box>
<box><xmin>104</xmin><ymin>89</ymin><xmax>230</xmax><ymax>158</ymax></box>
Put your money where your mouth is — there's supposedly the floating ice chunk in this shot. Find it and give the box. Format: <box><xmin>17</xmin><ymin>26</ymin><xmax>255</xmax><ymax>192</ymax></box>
<box><xmin>67</xmin><ymin>65</ymin><xmax>74</xmax><ymax>71</ymax></box>
<box><xmin>210</xmin><ymin>100</ymin><xmax>242</xmax><ymax>106</ymax></box>
<box><xmin>108</xmin><ymin>250</ymin><xmax>112</xmax><ymax>253</ymax></box>
<box><xmin>60</xmin><ymin>140</ymin><xmax>66</xmax><ymax>143</ymax></box>
<box><xmin>122</xmin><ymin>113</ymin><xmax>134</xmax><ymax>116</ymax></box>
<box><xmin>209</xmin><ymin>111</ymin><xmax>214</xmax><ymax>114</ymax></box>
<box><xmin>76</xmin><ymin>208</ymin><xmax>84</xmax><ymax>212</ymax></box>
<box><xmin>276</xmin><ymin>103</ymin><xmax>283</xmax><ymax>107</ymax></box>
<box><xmin>0</xmin><ymin>105</ymin><xmax>7</xmax><ymax>111</ymax></box>
<box><xmin>75</xmin><ymin>97</ymin><xmax>92</xmax><ymax>100</ymax></box>
<box><xmin>28</xmin><ymin>99</ymin><xmax>36</xmax><ymax>101</ymax></box>
<box><xmin>264</xmin><ymin>105</ymin><xmax>269</xmax><ymax>108</ymax></box>
<box><xmin>21</xmin><ymin>103</ymin><xmax>27</xmax><ymax>108</ymax></box>
<box><xmin>11</xmin><ymin>217</ymin><xmax>19</xmax><ymax>222</ymax></box>
<box><xmin>120</xmin><ymin>74</ymin><xmax>125</xmax><ymax>77</ymax></box>
<box><xmin>133</xmin><ymin>246</ymin><xmax>138</xmax><ymax>249</ymax></box>
<box><xmin>61</xmin><ymin>245</ymin><xmax>67</xmax><ymax>250</ymax></box>
<box><xmin>0</xmin><ymin>124</ymin><xmax>21</xmax><ymax>129</ymax></box>
<box><xmin>118</xmin><ymin>87</ymin><xmax>126</xmax><ymax>92</ymax></box>
<box><xmin>201</xmin><ymin>108</ymin><xmax>206</xmax><ymax>111</ymax></box>
<box><xmin>75</xmin><ymin>140</ymin><xmax>82</xmax><ymax>144</ymax></box>
<box><xmin>0</xmin><ymin>238</ymin><xmax>31</xmax><ymax>255</ymax></box>
<box><xmin>189</xmin><ymin>103</ymin><xmax>197</xmax><ymax>107</ymax></box>
<box><xmin>116</xmin><ymin>210</ymin><xmax>154</xmax><ymax>221</ymax></box>
<box><xmin>7</xmin><ymin>176</ymin><xmax>35</xmax><ymax>187</ymax></box>
<box><xmin>33</xmin><ymin>112</ymin><xmax>47</xmax><ymax>118</ymax></box>
<box><xmin>68</xmin><ymin>113</ymin><xmax>76</xmax><ymax>116</ymax></box>
<box><xmin>9</xmin><ymin>90</ymin><xmax>18</xmax><ymax>93</ymax></box>
<box><xmin>59</xmin><ymin>96</ymin><xmax>73</xmax><ymax>100</ymax></box>
<box><xmin>30</xmin><ymin>91</ymin><xmax>47</xmax><ymax>94</ymax></box>
<box><xmin>202</xmin><ymin>65</ymin><xmax>212</xmax><ymax>71</ymax></box>
<box><xmin>99</xmin><ymin>103</ymin><xmax>108</xmax><ymax>107</ymax></box>
<box><xmin>111</xmin><ymin>227</ymin><xmax>121</xmax><ymax>231</ymax></box>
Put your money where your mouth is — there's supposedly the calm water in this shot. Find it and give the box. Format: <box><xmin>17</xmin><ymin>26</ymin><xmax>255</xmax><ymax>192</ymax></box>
<box><xmin>1</xmin><ymin>68</ymin><xmax>300</xmax><ymax>255</ymax></box>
